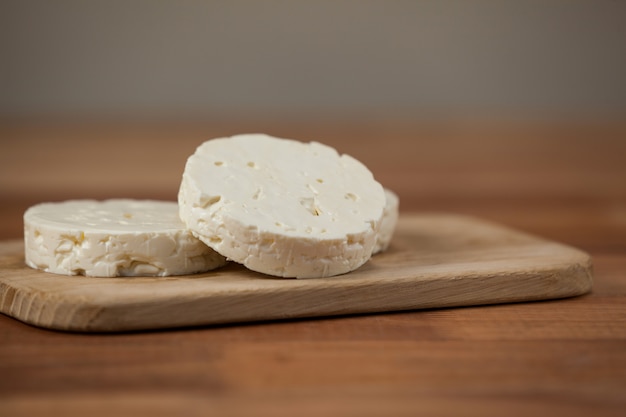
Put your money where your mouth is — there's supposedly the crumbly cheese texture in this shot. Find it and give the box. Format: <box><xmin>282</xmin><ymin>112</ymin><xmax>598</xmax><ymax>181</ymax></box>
<box><xmin>373</xmin><ymin>188</ymin><xmax>400</xmax><ymax>254</ymax></box>
<box><xmin>178</xmin><ymin>134</ymin><xmax>386</xmax><ymax>278</ymax></box>
<box><xmin>24</xmin><ymin>199</ymin><xmax>226</xmax><ymax>277</ymax></box>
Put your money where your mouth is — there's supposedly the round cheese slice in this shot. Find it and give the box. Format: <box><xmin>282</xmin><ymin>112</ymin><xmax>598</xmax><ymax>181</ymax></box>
<box><xmin>178</xmin><ymin>134</ymin><xmax>386</xmax><ymax>278</ymax></box>
<box><xmin>24</xmin><ymin>199</ymin><xmax>227</xmax><ymax>277</ymax></box>
<box><xmin>373</xmin><ymin>188</ymin><xmax>400</xmax><ymax>255</ymax></box>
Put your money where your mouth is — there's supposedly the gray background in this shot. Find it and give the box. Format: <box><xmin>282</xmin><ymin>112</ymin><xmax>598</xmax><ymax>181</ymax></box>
<box><xmin>1</xmin><ymin>0</ymin><xmax>625</xmax><ymax>119</ymax></box>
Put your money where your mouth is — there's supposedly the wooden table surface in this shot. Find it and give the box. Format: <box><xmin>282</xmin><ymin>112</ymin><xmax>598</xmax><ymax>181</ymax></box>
<box><xmin>1</xmin><ymin>119</ymin><xmax>625</xmax><ymax>416</ymax></box>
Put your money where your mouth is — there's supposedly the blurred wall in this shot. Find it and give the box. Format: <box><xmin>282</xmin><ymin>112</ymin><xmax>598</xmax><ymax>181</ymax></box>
<box><xmin>1</xmin><ymin>0</ymin><xmax>625</xmax><ymax>119</ymax></box>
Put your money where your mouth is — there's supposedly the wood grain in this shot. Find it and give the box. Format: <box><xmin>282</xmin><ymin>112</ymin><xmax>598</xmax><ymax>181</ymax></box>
<box><xmin>0</xmin><ymin>214</ymin><xmax>592</xmax><ymax>332</ymax></box>
<box><xmin>0</xmin><ymin>121</ymin><xmax>624</xmax><ymax>417</ymax></box>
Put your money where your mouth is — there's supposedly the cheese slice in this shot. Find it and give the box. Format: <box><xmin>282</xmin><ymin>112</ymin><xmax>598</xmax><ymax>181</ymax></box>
<box><xmin>178</xmin><ymin>134</ymin><xmax>386</xmax><ymax>278</ymax></box>
<box><xmin>24</xmin><ymin>199</ymin><xmax>226</xmax><ymax>277</ymax></box>
<box><xmin>373</xmin><ymin>188</ymin><xmax>400</xmax><ymax>254</ymax></box>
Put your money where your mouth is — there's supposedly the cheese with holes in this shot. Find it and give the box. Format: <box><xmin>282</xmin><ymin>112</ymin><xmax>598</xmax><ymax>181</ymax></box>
<box><xmin>24</xmin><ymin>199</ymin><xmax>226</xmax><ymax>277</ymax></box>
<box><xmin>178</xmin><ymin>134</ymin><xmax>386</xmax><ymax>278</ymax></box>
<box><xmin>373</xmin><ymin>188</ymin><xmax>400</xmax><ymax>254</ymax></box>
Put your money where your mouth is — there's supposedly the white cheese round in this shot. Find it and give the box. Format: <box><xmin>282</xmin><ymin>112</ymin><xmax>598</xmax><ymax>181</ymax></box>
<box><xmin>373</xmin><ymin>188</ymin><xmax>400</xmax><ymax>254</ymax></box>
<box><xmin>178</xmin><ymin>134</ymin><xmax>386</xmax><ymax>278</ymax></box>
<box><xmin>24</xmin><ymin>199</ymin><xmax>227</xmax><ymax>277</ymax></box>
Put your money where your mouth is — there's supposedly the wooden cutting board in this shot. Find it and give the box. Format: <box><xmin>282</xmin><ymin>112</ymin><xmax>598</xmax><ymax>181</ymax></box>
<box><xmin>0</xmin><ymin>213</ymin><xmax>592</xmax><ymax>332</ymax></box>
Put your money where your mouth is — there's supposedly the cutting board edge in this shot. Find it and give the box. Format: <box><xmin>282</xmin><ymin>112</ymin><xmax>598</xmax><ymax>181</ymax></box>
<box><xmin>1</xmin><ymin>254</ymin><xmax>593</xmax><ymax>333</ymax></box>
